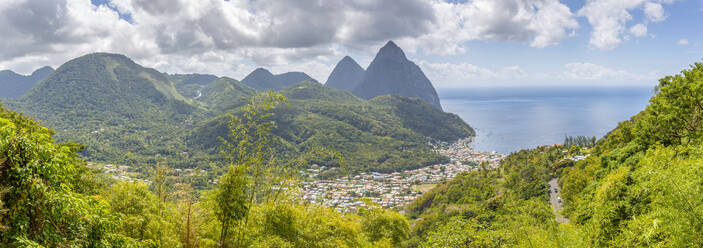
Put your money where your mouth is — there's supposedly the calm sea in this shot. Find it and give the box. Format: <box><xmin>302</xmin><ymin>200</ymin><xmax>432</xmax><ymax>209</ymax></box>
<box><xmin>438</xmin><ymin>86</ymin><xmax>655</xmax><ymax>154</ymax></box>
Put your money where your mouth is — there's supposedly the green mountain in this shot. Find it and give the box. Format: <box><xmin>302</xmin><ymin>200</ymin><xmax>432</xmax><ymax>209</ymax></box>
<box><xmin>168</xmin><ymin>73</ymin><xmax>219</xmax><ymax>98</ymax></box>
<box><xmin>191</xmin><ymin>81</ymin><xmax>473</xmax><ymax>172</ymax></box>
<box><xmin>0</xmin><ymin>66</ymin><xmax>54</xmax><ymax>98</ymax></box>
<box><xmin>199</xmin><ymin>77</ymin><xmax>256</xmax><ymax>113</ymax></box>
<box><xmin>3</xmin><ymin>52</ymin><xmax>475</xmax><ymax>173</ymax></box>
<box><xmin>241</xmin><ymin>68</ymin><xmax>318</xmax><ymax>91</ymax></box>
<box><xmin>6</xmin><ymin>53</ymin><xmax>199</xmax><ymax>166</ymax></box>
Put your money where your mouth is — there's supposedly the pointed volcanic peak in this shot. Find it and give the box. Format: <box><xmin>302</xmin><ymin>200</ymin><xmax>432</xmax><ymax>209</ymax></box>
<box><xmin>352</xmin><ymin>41</ymin><xmax>443</xmax><ymax>111</ymax></box>
<box><xmin>0</xmin><ymin>66</ymin><xmax>54</xmax><ymax>98</ymax></box>
<box><xmin>241</xmin><ymin>68</ymin><xmax>318</xmax><ymax>91</ymax></box>
<box><xmin>325</xmin><ymin>56</ymin><xmax>365</xmax><ymax>92</ymax></box>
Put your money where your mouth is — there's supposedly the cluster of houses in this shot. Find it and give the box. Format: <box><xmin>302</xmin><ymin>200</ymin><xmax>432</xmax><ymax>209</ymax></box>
<box><xmin>300</xmin><ymin>143</ymin><xmax>505</xmax><ymax>212</ymax></box>
<box><xmin>96</xmin><ymin>164</ymin><xmax>152</xmax><ymax>183</ymax></box>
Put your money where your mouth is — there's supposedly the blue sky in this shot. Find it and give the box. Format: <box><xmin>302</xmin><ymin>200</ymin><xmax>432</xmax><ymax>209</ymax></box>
<box><xmin>0</xmin><ymin>0</ymin><xmax>701</xmax><ymax>88</ymax></box>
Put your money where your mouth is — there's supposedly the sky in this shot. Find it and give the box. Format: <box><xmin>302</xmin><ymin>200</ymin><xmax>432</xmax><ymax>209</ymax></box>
<box><xmin>0</xmin><ymin>0</ymin><xmax>701</xmax><ymax>88</ymax></box>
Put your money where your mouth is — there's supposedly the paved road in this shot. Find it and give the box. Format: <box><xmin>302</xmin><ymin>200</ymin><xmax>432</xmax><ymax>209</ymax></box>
<box><xmin>549</xmin><ymin>178</ymin><xmax>569</xmax><ymax>223</ymax></box>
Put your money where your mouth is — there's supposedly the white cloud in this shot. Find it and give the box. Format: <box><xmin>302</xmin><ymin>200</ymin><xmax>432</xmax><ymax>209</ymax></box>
<box><xmin>0</xmin><ymin>0</ymin><xmax>435</xmax><ymax>75</ymax></box>
<box><xmin>578</xmin><ymin>0</ymin><xmax>673</xmax><ymax>50</ymax></box>
<box><xmin>418</xmin><ymin>60</ymin><xmax>663</xmax><ymax>87</ymax></box>
<box><xmin>418</xmin><ymin>61</ymin><xmax>527</xmax><ymax>87</ymax></box>
<box><xmin>0</xmin><ymin>0</ymin><xmax>586</xmax><ymax>77</ymax></box>
<box><xmin>678</xmin><ymin>39</ymin><xmax>690</xmax><ymax>45</ymax></box>
<box><xmin>643</xmin><ymin>2</ymin><xmax>666</xmax><ymax>22</ymax></box>
<box><xmin>629</xmin><ymin>23</ymin><xmax>648</xmax><ymax>37</ymax></box>
<box><xmin>0</xmin><ymin>0</ymin><xmax>678</xmax><ymax>84</ymax></box>
<box><xmin>405</xmin><ymin>0</ymin><xmax>579</xmax><ymax>55</ymax></box>
<box><xmin>563</xmin><ymin>62</ymin><xmax>658</xmax><ymax>83</ymax></box>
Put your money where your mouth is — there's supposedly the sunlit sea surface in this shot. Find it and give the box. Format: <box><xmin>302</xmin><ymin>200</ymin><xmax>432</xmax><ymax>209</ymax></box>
<box><xmin>438</xmin><ymin>86</ymin><xmax>654</xmax><ymax>154</ymax></box>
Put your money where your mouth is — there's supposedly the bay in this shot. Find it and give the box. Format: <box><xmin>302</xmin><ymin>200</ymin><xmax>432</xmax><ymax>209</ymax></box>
<box><xmin>438</xmin><ymin>86</ymin><xmax>654</xmax><ymax>154</ymax></box>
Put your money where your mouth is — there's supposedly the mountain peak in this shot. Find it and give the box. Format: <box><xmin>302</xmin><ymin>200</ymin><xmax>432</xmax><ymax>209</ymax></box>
<box><xmin>31</xmin><ymin>66</ymin><xmax>54</xmax><ymax>77</ymax></box>
<box><xmin>242</xmin><ymin>68</ymin><xmax>317</xmax><ymax>91</ymax></box>
<box><xmin>383</xmin><ymin>40</ymin><xmax>399</xmax><ymax>48</ymax></box>
<box><xmin>351</xmin><ymin>41</ymin><xmax>443</xmax><ymax>110</ymax></box>
<box><xmin>340</xmin><ymin>56</ymin><xmax>355</xmax><ymax>62</ymax></box>
<box><xmin>325</xmin><ymin>56</ymin><xmax>365</xmax><ymax>91</ymax></box>
<box><xmin>0</xmin><ymin>66</ymin><xmax>54</xmax><ymax>98</ymax></box>
<box><xmin>252</xmin><ymin>67</ymin><xmax>273</xmax><ymax>75</ymax></box>
<box><xmin>377</xmin><ymin>40</ymin><xmax>406</xmax><ymax>59</ymax></box>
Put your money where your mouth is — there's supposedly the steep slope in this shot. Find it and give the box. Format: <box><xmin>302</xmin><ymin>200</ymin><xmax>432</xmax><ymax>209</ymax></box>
<box><xmin>352</xmin><ymin>41</ymin><xmax>443</xmax><ymax>110</ymax></box>
<box><xmin>168</xmin><ymin>73</ymin><xmax>219</xmax><ymax>98</ymax></box>
<box><xmin>407</xmin><ymin>62</ymin><xmax>703</xmax><ymax>247</ymax></box>
<box><xmin>7</xmin><ymin>53</ymin><xmax>198</xmax><ymax>166</ymax></box>
<box><xmin>199</xmin><ymin>77</ymin><xmax>256</xmax><ymax>113</ymax></box>
<box><xmin>191</xmin><ymin>81</ymin><xmax>473</xmax><ymax>173</ymax></box>
<box><xmin>325</xmin><ymin>56</ymin><xmax>365</xmax><ymax>91</ymax></box>
<box><xmin>0</xmin><ymin>66</ymin><xmax>54</xmax><ymax>98</ymax></box>
<box><xmin>241</xmin><ymin>68</ymin><xmax>318</xmax><ymax>91</ymax></box>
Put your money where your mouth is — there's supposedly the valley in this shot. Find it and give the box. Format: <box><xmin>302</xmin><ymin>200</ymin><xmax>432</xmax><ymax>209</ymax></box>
<box><xmin>2</xmin><ymin>1</ymin><xmax>701</xmax><ymax>247</ymax></box>
<box><xmin>1</xmin><ymin>21</ymin><xmax>701</xmax><ymax>248</ymax></box>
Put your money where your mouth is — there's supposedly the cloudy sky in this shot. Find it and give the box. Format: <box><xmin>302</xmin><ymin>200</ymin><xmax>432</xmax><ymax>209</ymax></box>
<box><xmin>0</xmin><ymin>0</ymin><xmax>701</xmax><ymax>88</ymax></box>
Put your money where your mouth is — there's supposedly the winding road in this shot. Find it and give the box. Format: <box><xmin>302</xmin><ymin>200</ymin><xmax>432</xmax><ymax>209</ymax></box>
<box><xmin>549</xmin><ymin>178</ymin><xmax>569</xmax><ymax>223</ymax></box>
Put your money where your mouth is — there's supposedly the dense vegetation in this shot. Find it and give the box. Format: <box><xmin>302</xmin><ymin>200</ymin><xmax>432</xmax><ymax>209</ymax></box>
<box><xmin>11</xmin><ymin>52</ymin><xmax>703</xmax><ymax>247</ymax></box>
<box><xmin>0</xmin><ymin>95</ymin><xmax>411</xmax><ymax>247</ymax></box>
<box><xmin>405</xmin><ymin>62</ymin><xmax>703</xmax><ymax>247</ymax></box>
<box><xmin>5</xmin><ymin>53</ymin><xmax>202</xmax><ymax>172</ymax></box>
<box><xmin>557</xmin><ymin>62</ymin><xmax>703</xmax><ymax>247</ymax></box>
<box><xmin>193</xmin><ymin>82</ymin><xmax>473</xmax><ymax>173</ymax></box>
<box><xmin>168</xmin><ymin>73</ymin><xmax>218</xmax><ymax>98</ymax></box>
<box><xmin>402</xmin><ymin>145</ymin><xmax>577</xmax><ymax>247</ymax></box>
<box><xmin>3</xmin><ymin>53</ymin><xmax>474</xmax><ymax>175</ymax></box>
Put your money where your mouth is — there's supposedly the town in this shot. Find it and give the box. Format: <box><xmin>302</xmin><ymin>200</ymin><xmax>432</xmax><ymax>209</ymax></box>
<box><xmin>300</xmin><ymin>138</ymin><xmax>505</xmax><ymax>212</ymax></box>
<box><xmin>92</xmin><ymin>138</ymin><xmax>506</xmax><ymax>213</ymax></box>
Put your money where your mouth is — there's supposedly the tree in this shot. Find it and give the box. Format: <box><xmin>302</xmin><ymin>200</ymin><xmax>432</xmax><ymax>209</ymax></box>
<box><xmin>216</xmin><ymin>91</ymin><xmax>286</xmax><ymax>247</ymax></box>
<box><xmin>215</xmin><ymin>165</ymin><xmax>249</xmax><ymax>247</ymax></box>
<box><xmin>637</xmin><ymin>62</ymin><xmax>703</xmax><ymax>147</ymax></box>
<box><xmin>360</xmin><ymin>207</ymin><xmax>410</xmax><ymax>246</ymax></box>
<box><xmin>0</xmin><ymin>105</ymin><xmax>125</xmax><ymax>246</ymax></box>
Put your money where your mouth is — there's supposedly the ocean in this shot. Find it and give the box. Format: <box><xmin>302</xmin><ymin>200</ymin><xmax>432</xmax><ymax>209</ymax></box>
<box><xmin>438</xmin><ymin>86</ymin><xmax>655</xmax><ymax>154</ymax></box>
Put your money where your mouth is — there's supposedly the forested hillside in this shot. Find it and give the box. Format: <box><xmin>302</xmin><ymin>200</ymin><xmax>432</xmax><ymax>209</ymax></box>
<box><xmin>405</xmin><ymin>62</ymin><xmax>703</xmax><ymax>247</ymax></box>
<box><xmin>3</xmin><ymin>53</ymin><xmax>474</xmax><ymax>175</ymax></box>
<box><xmin>5</xmin><ymin>53</ymin><xmax>201</xmax><ymax>171</ymax></box>
<box><xmin>169</xmin><ymin>73</ymin><xmax>219</xmax><ymax>98</ymax></box>
<box><xmin>192</xmin><ymin>81</ymin><xmax>473</xmax><ymax>173</ymax></box>
<box><xmin>0</xmin><ymin>97</ymin><xmax>411</xmax><ymax>247</ymax></box>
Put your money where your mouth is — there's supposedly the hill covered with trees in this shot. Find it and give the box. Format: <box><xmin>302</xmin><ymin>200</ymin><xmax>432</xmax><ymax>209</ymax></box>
<box><xmin>2</xmin><ymin>53</ymin><xmax>474</xmax><ymax>174</ymax></box>
<box><xmin>192</xmin><ymin>81</ymin><xmax>472</xmax><ymax>173</ymax></box>
<box><xmin>0</xmin><ymin>96</ymin><xmax>411</xmax><ymax>247</ymax></box>
<box><xmin>402</xmin><ymin>62</ymin><xmax>703</xmax><ymax>247</ymax></box>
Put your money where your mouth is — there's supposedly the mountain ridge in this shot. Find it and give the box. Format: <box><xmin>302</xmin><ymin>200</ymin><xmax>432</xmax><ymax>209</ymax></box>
<box><xmin>242</xmin><ymin>68</ymin><xmax>318</xmax><ymax>91</ymax></box>
<box><xmin>0</xmin><ymin>66</ymin><xmax>54</xmax><ymax>98</ymax></box>
<box><xmin>7</xmin><ymin>52</ymin><xmax>198</xmax><ymax>163</ymax></box>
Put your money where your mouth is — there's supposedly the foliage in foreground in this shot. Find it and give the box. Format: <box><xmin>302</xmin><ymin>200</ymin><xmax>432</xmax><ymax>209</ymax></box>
<box><xmin>0</xmin><ymin>93</ymin><xmax>411</xmax><ymax>247</ymax></box>
<box><xmin>407</xmin><ymin>62</ymin><xmax>703</xmax><ymax>247</ymax></box>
